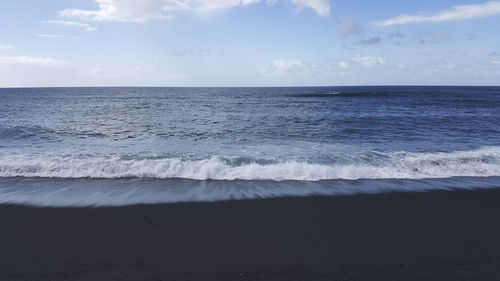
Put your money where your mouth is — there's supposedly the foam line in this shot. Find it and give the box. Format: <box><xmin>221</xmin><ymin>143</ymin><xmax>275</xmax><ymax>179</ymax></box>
<box><xmin>0</xmin><ymin>147</ymin><xmax>499</xmax><ymax>180</ymax></box>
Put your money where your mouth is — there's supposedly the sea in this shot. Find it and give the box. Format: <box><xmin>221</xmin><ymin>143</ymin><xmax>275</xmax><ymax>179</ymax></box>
<box><xmin>1</xmin><ymin>86</ymin><xmax>499</xmax><ymax>206</ymax></box>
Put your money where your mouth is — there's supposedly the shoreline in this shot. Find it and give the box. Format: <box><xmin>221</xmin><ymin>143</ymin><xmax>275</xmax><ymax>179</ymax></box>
<box><xmin>1</xmin><ymin>188</ymin><xmax>500</xmax><ymax>280</ymax></box>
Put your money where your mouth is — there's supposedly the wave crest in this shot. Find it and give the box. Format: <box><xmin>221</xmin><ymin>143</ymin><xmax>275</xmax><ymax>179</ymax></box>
<box><xmin>289</xmin><ymin>91</ymin><xmax>390</xmax><ymax>98</ymax></box>
<box><xmin>0</xmin><ymin>147</ymin><xmax>499</xmax><ymax>181</ymax></box>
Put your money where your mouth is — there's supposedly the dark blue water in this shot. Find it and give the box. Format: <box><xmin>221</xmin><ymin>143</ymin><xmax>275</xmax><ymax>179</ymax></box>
<box><xmin>1</xmin><ymin>86</ymin><xmax>500</xmax><ymax>206</ymax></box>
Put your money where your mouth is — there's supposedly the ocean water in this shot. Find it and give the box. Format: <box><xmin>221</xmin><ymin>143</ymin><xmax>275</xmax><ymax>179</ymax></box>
<box><xmin>1</xmin><ymin>86</ymin><xmax>500</xmax><ymax>206</ymax></box>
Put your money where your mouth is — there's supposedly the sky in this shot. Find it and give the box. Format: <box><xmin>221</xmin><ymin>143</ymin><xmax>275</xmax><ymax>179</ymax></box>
<box><xmin>1</xmin><ymin>0</ymin><xmax>500</xmax><ymax>87</ymax></box>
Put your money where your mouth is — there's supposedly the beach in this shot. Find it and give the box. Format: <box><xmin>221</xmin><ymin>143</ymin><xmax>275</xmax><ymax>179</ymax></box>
<box><xmin>1</xmin><ymin>188</ymin><xmax>500</xmax><ymax>280</ymax></box>
<box><xmin>3</xmin><ymin>0</ymin><xmax>500</xmax><ymax>278</ymax></box>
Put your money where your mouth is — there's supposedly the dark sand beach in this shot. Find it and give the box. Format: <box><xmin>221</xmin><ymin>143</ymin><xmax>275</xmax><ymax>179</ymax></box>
<box><xmin>1</xmin><ymin>188</ymin><xmax>500</xmax><ymax>280</ymax></box>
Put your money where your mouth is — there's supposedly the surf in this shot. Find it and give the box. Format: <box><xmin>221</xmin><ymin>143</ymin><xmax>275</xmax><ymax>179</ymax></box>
<box><xmin>0</xmin><ymin>147</ymin><xmax>499</xmax><ymax>181</ymax></box>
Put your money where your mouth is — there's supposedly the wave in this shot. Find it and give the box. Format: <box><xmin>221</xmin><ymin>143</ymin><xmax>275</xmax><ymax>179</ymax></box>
<box><xmin>0</xmin><ymin>147</ymin><xmax>499</xmax><ymax>181</ymax></box>
<box><xmin>290</xmin><ymin>91</ymin><xmax>391</xmax><ymax>98</ymax></box>
<box><xmin>0</xmin><ymin>125</ymin><xmax>54</xmax><ymax>140</ymax></box>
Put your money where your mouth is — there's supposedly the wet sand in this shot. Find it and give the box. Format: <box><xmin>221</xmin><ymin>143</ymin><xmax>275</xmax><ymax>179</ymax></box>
<box><xmin>1</xmin><ymin>188</ymin><xmax>500</xmax><ymax>280</ymax></box>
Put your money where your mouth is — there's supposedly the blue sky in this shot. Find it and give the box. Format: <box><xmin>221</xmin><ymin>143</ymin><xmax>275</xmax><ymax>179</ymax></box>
<box><xmin>1</xmin><ymin>0</ymin><xmax>500</xmax><ymax>87</ymax></box>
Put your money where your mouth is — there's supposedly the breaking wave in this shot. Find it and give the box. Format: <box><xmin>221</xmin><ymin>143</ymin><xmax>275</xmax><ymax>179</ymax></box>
<box><xmin>0</xmin><ymin>147</ymin><xmax>499</xmax><ymax>181</ymax></box>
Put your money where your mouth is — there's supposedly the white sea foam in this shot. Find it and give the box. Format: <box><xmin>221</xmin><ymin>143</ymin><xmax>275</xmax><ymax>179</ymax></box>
<box><xmin>0</xmin><ymin>147</ymin><xmax>499</xmax><ymax>181</ymax></box>
<box><xmin>1</xmin><ymin>176</ymin><xmax>500</xmax><ymax>207</ymax></box>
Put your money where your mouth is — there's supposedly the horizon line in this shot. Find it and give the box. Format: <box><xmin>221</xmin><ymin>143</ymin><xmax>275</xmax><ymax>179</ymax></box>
<box><xmin>2</xmin><ymin>84</ymin><xmax>500</xmax><ymax>89</ymax></box>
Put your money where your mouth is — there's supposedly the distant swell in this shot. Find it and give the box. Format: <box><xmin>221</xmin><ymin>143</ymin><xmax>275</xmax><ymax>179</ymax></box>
<box><xmin>0</xmin><ymin>125</ymin><xmax>54</xmax><ymax>140</ymax></box>
<box><xmin>0</xmin><ymin>147</ymin><xmax>499</xmax><ymax>181</ymax></box>
<box><xmin>290</xmin><ymin>91</ymin><xmax>390</xmax><ymax>98</ymax></box>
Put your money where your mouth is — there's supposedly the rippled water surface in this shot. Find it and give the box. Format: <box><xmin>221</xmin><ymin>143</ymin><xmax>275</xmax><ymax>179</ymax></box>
<box><xmin>1</xmin><ymin>86</ymin><xmax>500</xmax><ymax>205</ymax></box>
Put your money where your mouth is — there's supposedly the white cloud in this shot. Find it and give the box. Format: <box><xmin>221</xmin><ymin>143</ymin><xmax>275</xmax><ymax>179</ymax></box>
<box><xmin>492</xmin><ymin>60</ymin><xmax>500</xmax><ymax>64</ymax></box>
<box><xmin>42</xmin><ymin>20</ymin><xmax>97</xmax><ymax>32</ymax></box>
<box><xmin>338</xmin><ymin>61</ymin><xmax>349</xmax><ymax>69</ymax></box>
<box><xmin>37</xmin><ymin>33</ymin><xmax>63</xmax><ymax>38</ymax></box>
<box><xmin>375</xmin><ymin>1</ymin><xmax>500</xmax><ymax>26</ymax></box>
<box><xmin>0</xmin><ymin>56</ymin><xmax>69</xmax><ymax>66</ymax></box>
<box><xmin>273</xmin><ymin>59</ymin><xmax>304</xmax><ymax>71</ymax></box>
<box><xmin>260</xmin><ymin>59</ymin><xmax>306</xmax><ymax>77</ymax></box>
<box><xmin>352</xmin><ymin>56</ymin><xmax>384</xmax><ymax>67</ymax></box>
<box><xmin>90</xmin><ymin>67</ymin><xmax>123</xmax><ymax>80</ymax></box>
<box><xmin>289</xmin><ymin>0</ymin><xmax>330</xmax><ymax>17</ymax></box>
<box><xmin>195</xmin><ymin>0</ymin><xmax>261</xmax><ymax>11</ymax></box>
<box><xmin>0</xmin><ymin>44</ymin><xmax>15</xmax><ymax>51</ymax></box>
<box><xmin>58</xmin><ymin>0</ymin><xmax>174</xmax><ymax>23</ymax></box>
<box><xmin>57</xmin><ymin>0</ymin><xmax>330</xmax><ymax>23</ymax></box>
